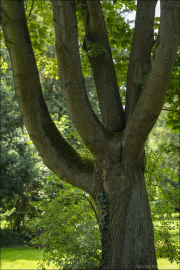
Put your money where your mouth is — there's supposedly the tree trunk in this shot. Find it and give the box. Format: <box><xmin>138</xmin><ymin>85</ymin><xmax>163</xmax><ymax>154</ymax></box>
<box><xmin>13</xmin><ymin>200</ymin><xmax>28</xmax><ymax>231</ymax></box>
<box><xmin>96</xmin><ymin>159</ymin><xmax>157</xmax><ymax>269</ymax></box>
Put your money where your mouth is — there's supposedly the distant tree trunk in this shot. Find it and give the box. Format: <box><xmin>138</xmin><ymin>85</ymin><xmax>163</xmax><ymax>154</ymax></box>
<box><xmin>13</xmin><ymin>200</ymin><xmax>28</xmax><ymax>231</ymax></box>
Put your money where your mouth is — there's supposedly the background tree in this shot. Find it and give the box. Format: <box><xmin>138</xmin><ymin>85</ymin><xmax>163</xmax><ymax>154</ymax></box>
<box><xmin>0</xmin><ymin>41</ymin><xmax>64</xmax><ymax>233</ymax></box>
<box><xmin>1</xmin><ymin>0</ymin><xmax>179</xmax><ymax>269</ymax></box>
<box><xmin>0</xmin><ymin>44</ymin><xmax>42</xmax><ymax>231</ymax></box>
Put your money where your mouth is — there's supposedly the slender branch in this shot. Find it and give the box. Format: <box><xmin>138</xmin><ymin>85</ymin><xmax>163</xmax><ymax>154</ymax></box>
<box><xmin>27</xmin><ymin>0</ymin><xmax>34</xmax><ymax>20</ymax></box>
<box><xmin>55</xmin><ymin>192</ymin><xmax>99</xmax><ymax>223</ymax></box>
<box><xmin>162</xmin><ymin>108</ymin><xmax>180</xmax><ymax>113</ymax></box>
<box><xmin>82</xmin><ymin>193</ymin><xmax>99</xmax><ymax>223</ymax></box>
<box><xmin>147</xmin><ymin>183</ymin><xmax>168</xmax><ymax>198</ymax></box>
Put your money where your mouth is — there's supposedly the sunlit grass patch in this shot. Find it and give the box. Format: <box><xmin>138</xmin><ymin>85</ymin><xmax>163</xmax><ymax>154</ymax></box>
<box><xmin>158</xmin><ymin>258</ymin><xmax>179</xmax><ymax>269</ymax></box>
<box><xmin>1</xmin><ymin>214</ymin><xmax>179</xmax><ymax>269</ymax></box>
<box><xmin>1</xmin><ymin>245</ymin><xmax>180</xmax><ymax>270</ymax></box>
<box><xmin>1</xmin><ymin>246</ymin><xmax>56</xmax><ymax>269</ymax></box>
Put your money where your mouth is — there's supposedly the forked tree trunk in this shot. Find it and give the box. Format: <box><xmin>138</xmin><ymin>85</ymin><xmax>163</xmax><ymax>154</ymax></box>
<box><xmin>1</xmin><ymin>1</ymin><xmax>179</xmax><ymax>270</ymax></box>
<box><xmin>96</xmin><ymin>160</ymin><xmax>157</xmax><ymax>269</ymax></box>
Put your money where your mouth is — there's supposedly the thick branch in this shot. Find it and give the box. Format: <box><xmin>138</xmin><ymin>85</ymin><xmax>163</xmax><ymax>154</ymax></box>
<box><xmin>123</xmin><ymin>0</ymin><xmax>180</xmax><ymax>176</ymax></box>
<box><xmin>80</xmin><ymin>0</ymin><xmax>125</xmax><ymax>132</ymax></box>
<box><xmin>1</xmin><ymin>0</ymin><xmax>96</xmax><ymax>196</ymax></box>
<box><xmin>51</xmin><ymin>0</ymin><xmax>113</xmax><ymax>157</ymax></box>
<box><xmin>125</xmin><ymin>0</ymin><xmax>157</xmax><ymax>125</ymax></box>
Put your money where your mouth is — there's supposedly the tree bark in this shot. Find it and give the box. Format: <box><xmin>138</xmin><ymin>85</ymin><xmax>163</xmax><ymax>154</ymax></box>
<box><xmin>96</xmin><ymin>164</ymin><xmax>157</xmax><ymax>269</ymax></box>
<box><xmin>90</xmin><ymin>142</ymin><xmax>157</xmax><ymax>269</ymax></box>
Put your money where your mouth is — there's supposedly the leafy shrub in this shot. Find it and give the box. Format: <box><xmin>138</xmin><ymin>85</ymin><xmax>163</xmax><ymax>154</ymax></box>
<box><xmin>27</xmin><ymin>183</ymin><xmax>101</xmax><ymax>269</ymax></box>
<box><xmin>145</xmin><ymin>142</ymin><xmax>180</xmax><ymax>264</ymax></box>
<box><xmin>0</xmin><ymin>228</ymin><xmax>30</xmax><ymax>248</ymax></box>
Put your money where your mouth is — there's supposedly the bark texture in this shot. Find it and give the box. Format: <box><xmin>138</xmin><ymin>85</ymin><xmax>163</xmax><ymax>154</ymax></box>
<box><xmin>1</xmin><ymin>0</ymin><xmax>179</xmax><ymax>269</ymax></box>
<box><xmin>99</xmin><ymin>164</ymin><xmax>157</xmax><ymax>269</ymax></box>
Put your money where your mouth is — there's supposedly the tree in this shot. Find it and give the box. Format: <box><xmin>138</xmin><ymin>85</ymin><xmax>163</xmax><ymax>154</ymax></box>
<box><xmin>0</xmin><ymin>83</ymin><xmax>42</xmax><ymax>231</ymax></box>
<box><xmin>0</xmin><ymin>44</ymin><xmax>64</xmax><ymax>232</ymax></box>
<box><xmin>1</xmin><ymin>0</ymin><xmax>179</xmax><ymax>269</ymax></box>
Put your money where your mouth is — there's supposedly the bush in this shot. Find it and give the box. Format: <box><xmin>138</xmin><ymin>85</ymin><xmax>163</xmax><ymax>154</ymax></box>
<box><xmin>27</xmin><ymin>183</ymin><xmax>101</xmax><ymax>269</ymax></box>
<box><xmin>0</xmin><ymin>227</ymin><xmax>30</xmax><ymax>248</ymax></box>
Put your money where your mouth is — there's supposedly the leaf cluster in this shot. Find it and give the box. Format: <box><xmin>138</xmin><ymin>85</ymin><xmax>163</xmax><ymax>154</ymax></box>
<box><xmin>86</xmin><ymin>41</ymin><xmax>108</xmax><ymax>58</ymax></box>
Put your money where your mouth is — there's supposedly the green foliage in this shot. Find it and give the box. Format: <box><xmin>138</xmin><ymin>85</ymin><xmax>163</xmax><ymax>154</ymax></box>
<box><xmin>22</xmin><ymin>118</ymin><xmax>100</xmax><ymax>269</ymax></box>
<box><xmin>0</xmin><ymin>84</ymin><xmax>43</xmax><ymax>230</ymax></box>
<box><xmin>27</xmin><ymin>183</ymin><xmax>101</xmax><ymax>270</ymax></box>
<box><xmin>153</xmin><ymin>220</ymin><xmax>179</xmax><ymax>263</ymax></box>
<box><xmin>0</xmin><ymin>42</ymin><xmax>68</xmax><ymax>232</ymax></box>
<box><xmin>0</xmin><ymin>227</ymin><xmax>30</xmax><ymax>248</ymax></box>
<box><xmin>1</xmin><ymin>57</ymin><xmax>8</xmax><ymax>74</ymax></box>
<box><xmin>145</xmin><ymin>141</ymin><xmax>179</xmax><ymax>264</ymax></box>
<box><xmin>25</xmin><ymin>0</ymin><xmax>55</xmax><ymax>73</ymax></box>
<box><xmin>86</xmin><ymin>41</ymin><xmax>108</xmax><ymax>57</ymax></box>
<box><xmin>101</xmin><ymin>1</ymin><xmax>134</xmax><ymax>102</ymax></box>
<box><xmin>139</xmin><ymin>65</ymin><xmax>151</xmax><ymax>87</ymax></box>
<box><xmin>163</xmin><ymin>51</ymin><xmax>180</xmax><ymax>132</ymax></box>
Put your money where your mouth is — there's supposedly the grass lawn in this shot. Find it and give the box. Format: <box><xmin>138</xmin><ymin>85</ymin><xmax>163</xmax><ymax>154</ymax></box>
<box><xmin>1</xmin><ymin>215</ymin><xmax>179</xmax><ymax>269</ymax></box>
<box><xmin>1</xmin><ymin>246</ymin><xmax>56</xmax><ymax>269</ymax></box>
<box><xmin>158</xmin><ymin>258</ymin><xmax>179</xmax><ymax>270</ymax></box>
<box><xmin>1</xmin><ymin>245</ymin><xmax>179</xmax><ymax>269</ymax></box>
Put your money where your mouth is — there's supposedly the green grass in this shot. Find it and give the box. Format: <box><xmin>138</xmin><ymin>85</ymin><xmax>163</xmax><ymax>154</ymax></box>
<box><xmin>1</xmin><ymin>246</ymin><xmax>179</xmax><ymax>270</ymax></box>
<box><xmin>1</xmin><ymin>246</ymin><xmax>56</xmax><ymax>269</ymax></box>
<box><xmin>158</xmin><ymin>258</ymin><xmax>179</xmax><ymax>269</ymax></box>
<box><xmin>1</xmin><ymin>216</ymin><xmax>179</xmax><ymax>269</ymax></box>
